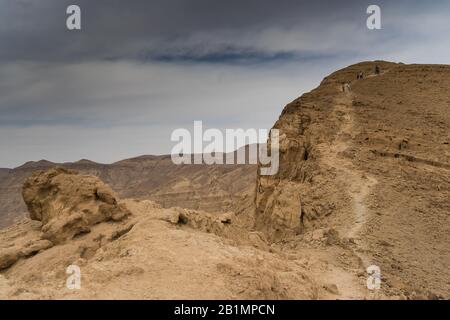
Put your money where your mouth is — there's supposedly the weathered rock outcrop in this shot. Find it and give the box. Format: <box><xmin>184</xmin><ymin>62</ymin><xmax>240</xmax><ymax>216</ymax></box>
<box><xmin>0</xmin><ymin>239</ymin><xmax>53</xmax><ymax>270</ymax></box>
<box><xmin>255</xmin><ymin>61</ymin><xmax>399</xmax><ymax>241</ymax></box>
<box><xmin>0</xmin><ymin>181</ymin><xmax>318</xmax><ymax>299</ymax></box>
<box><xmin>22</xmin><ymin>168</ymin><xmax>130</xmax><ymax>244</ymax></box>
<box><xmin>254</xmin><ymin>61</ymin><xmax>450</xmax><ymax>298</ymax></box>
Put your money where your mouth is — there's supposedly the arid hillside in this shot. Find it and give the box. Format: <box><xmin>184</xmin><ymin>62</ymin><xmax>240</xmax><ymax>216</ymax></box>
<box><xmin>0</xmin><ymin>153</ymin><xmax>257</xmax><ymax>229</ymax></box>
<box><xmin>0</xmin><ymin>61</ymin><xmax>449</xmax><ymax>300</ymax></box>
<box><xmin>255</xmin><ymin>61</ymin><xmax>450</xmax><ymax>298</ymax></box>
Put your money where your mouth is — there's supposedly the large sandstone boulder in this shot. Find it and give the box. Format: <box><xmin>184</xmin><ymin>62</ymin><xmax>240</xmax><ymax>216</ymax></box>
<box><xmin>22</xmin><ymin>168</ymin><xmax>130</xmax><ymax>244</ymax></box>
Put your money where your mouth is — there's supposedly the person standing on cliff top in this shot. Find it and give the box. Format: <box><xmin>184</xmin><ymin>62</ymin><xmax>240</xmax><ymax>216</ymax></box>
<box><xmin>375</xmin><ymin>65</ymin><xmax>381</xmax><ymax>75</ymax></box>
<box><xmin>342</xmin><ymin>83</ymin><xmax>351</xmax><ymax>92</ymax></box>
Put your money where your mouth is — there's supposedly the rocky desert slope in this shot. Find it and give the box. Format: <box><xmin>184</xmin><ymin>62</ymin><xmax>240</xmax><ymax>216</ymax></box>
<box><xmin>0</xmin><ymin>61</ymin><xmax>449</xmax><ymax>299</ymax></box>
<box><xmin>255</xmin><ymin>61</ymin><xmax>450</xmax><ymax>298</ymax></box>
<box><xmin>0</xmin><ymin>152</ymin><xmax>256</xmax><ymax>229</ymax></box>
<box><xmin>0</xmin><ymin>168</ymin><xmax>317</xmax><ymax>299</ymax></box>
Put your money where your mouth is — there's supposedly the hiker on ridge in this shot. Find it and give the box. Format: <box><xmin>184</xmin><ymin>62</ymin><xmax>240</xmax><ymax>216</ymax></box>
<box><xmin>375</xmin><ymin>65</ymin><xmax>381</xmax><ymax>75</ymax></box>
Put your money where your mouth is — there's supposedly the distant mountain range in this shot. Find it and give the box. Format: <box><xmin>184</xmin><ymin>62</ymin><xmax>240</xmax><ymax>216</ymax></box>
<box><xmin>0</xmin><ymin>151</ymin><xmax>257</xmax><ymax>229</ymax></box>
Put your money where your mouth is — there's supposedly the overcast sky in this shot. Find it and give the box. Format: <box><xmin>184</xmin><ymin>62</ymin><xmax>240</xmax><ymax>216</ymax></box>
<box><xmin>1</xmin><ymin>0</ymin><xmax>449</xmax><ymax>168</ymax></box>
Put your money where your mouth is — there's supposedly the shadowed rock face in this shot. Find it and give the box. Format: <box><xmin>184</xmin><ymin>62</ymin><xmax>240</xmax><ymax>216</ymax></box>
<box><xmin>0</xmin><ymin>239</ymin><xmax>53</xmax><ymax>271</ymax></box>
<box><xmin>22</xmin><ymin>168</ymin><xmax>130</xmax><ymax>244</ymax></box>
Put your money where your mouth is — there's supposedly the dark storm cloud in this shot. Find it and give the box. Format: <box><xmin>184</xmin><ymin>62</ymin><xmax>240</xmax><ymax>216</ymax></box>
<box><xmin>2</xmin><ymin>0</ymin><xmax>449</xmax><ymax>64</ymax></box>
<box><xmin>0</xmin><ymin>0</ymin><xmax>370</xmax><ymax>63</ymax></box>
<box><xmin>140</xmin><ymin>47</ymin><xmax>344</xmax><ymax>64</ymax></box>
<box><xmin>2</xmin><ymin>0</ymin><xmax>448</xmax><ymax>64</ymax></box>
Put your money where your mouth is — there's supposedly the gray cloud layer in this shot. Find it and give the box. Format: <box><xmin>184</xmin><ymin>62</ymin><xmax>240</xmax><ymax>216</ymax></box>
<box><xmin>1</xmin><ymin>0</ymin><xmax>449</xmax><ymax>167</ymax></box>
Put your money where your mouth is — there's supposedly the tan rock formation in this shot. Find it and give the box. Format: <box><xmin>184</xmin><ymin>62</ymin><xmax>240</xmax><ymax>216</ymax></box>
<box><xmin>22</xmin><ymin>168</ymin><xmax>130</xmax><ymax>244</ymax></box>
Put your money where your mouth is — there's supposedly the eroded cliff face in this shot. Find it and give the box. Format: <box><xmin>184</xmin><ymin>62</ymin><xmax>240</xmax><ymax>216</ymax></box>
<box><xmin>255</xmin><ymin>61</ymin><xmax>401</xmax><ymax>241</ymax></box>
<box><xmin>255</xmin><ymin>60</ymin><xmax>450</xmax><ymax>298</ymax></box>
